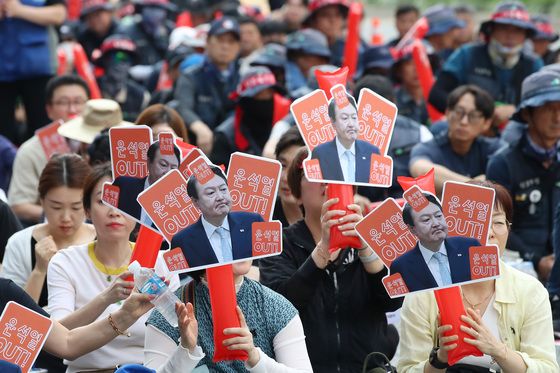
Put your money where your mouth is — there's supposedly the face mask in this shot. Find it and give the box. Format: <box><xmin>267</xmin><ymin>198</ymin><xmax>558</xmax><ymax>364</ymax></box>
<box><xmin>488</xmin><ymin>38</ymin><xmax>523</xmax><ymax>68</ymax></box>
<box><xmin>239</xmin><ymin>97</ymin><xmax>274</xmax><ymax>146</ymax></box>
<box><xmin>240</xmin><ymin>97</ymin><xmax>274</xmax><ymax>126</ymax></box>
<box><xmin>141</xmin><ymin>7</ymin><xmax>167</xmax><ymax>35</ymax></box>
<box><xmin>102</xmin><ymin>61</ymin><xmax>131</xmax><ymax>97</ymax></box>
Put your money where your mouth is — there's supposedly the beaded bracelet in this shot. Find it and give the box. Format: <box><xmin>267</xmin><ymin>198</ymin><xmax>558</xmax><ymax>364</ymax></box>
<box><xmin>108</xmin><ymin>313</ymin><xmax>131</xmax><ymax>337</ymax></box>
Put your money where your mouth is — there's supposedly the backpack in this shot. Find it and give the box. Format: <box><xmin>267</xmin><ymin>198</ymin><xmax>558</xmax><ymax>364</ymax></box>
<box><xmin>362</xmin><ymin>352</ymin><xmax>397</xmax><ymax>373</ymax></box>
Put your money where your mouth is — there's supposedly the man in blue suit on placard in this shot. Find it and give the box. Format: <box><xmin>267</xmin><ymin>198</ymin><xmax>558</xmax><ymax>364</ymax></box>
<box><xmin>171</xmin><ymin>165</ymin><xmax>264</xmax><ymax>268</ymax></box>
<box><xmin>390</xmin><ymin>193</ymin><xmax>480</xmax><ymax>292</ymax></box>
<box><xmin>112</xmin><ymin>141</ymin><xmax>180</xmax><ymax>225</ymax></box>
<box><xmin>311</xmin><ymin>93</ymin><xmax>380</xmax><ymax>183</ymax></box>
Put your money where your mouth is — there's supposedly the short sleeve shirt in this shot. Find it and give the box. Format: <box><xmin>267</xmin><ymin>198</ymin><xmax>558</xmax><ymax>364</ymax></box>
<box><xmin>410</xmin><ymin>132</ymin><xmax>506</xmax><ymax>178</ymax></box>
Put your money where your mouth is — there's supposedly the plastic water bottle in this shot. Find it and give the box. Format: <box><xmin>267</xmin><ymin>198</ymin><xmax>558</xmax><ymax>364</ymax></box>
<box><xmin>128</xmin><ymin>260</ymin><xmax>179</xmax><ymax>327</ymax></box>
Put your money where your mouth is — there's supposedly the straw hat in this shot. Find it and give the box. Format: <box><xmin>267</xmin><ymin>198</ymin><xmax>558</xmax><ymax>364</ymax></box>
<box><xmin>58</xmin><ymin>99</ymin><xmax>133</xmax><ymax>144</ymax></box>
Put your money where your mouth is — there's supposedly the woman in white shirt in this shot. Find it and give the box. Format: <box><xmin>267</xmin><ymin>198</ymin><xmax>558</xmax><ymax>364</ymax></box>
<box><xmin>2</xmin><ymin>153</ymin><xmax>96</xmax><ymax>306</ymax></box>
<box><xmin>398</xmin><ymin>180</ymin><xmax>558</xmax><ymax>372</ymax></box>
<box><xmin>47</xmin><ymin>163</ymin><xmax>179</xmax><ymax>373</ymax></box>
<box><xmin>144</xmin><ymin>260</ymin><xmax>313</xmax><ymax>372</ymax></box>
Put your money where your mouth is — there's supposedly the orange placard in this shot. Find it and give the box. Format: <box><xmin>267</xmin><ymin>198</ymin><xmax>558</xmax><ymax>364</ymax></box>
<box><xmin>189</xmin><ymin>156</ymin><xmax>214</xmax><ymax>185</ymax></box>
<box><xmin>441</xmin><ymin>182</ymin><xmax>495</xmax><ymax>245</ymax></box>
<box><xmin>303</xmin><ymin>159</ymin><xmax>323</xmax><ymax>180</ymax></box>
<box><xmin>330</xmin><ymin>84</ymin><xmax>350</xmax><ymax>109</ymax></box>
<box><xmin>102</xmin><ymin>183</ymin><xmax>120</xmax><ymax>208</ymax></box>
<box><xmin>227</xmin><ymin>153</ymin><xmax>281</xmax><ymax>221</ymax></box>
<box><xmin>252</xmin><ymin>221</ymin><xmax>282</xmax><ymax>257</ymax></box>
<box><xmin>356</xmin><ymin>88</ymin><xmax>398</xmax><ymax>156</ymax></box>
<box><xmin>469</xmin><ymin>245</ymin><xmax>500</xmax><ymax>280</ymax></box>
<box><xmin>291</xmin><ymin>89</ymin><xmax>334</xmax><ymax>151</ymax></box>
<box><xmin>137</xmin><ymin>169</ymin><xmax>201</xmax><ymax>242</ymax></box>
<box><xmin>403</xmin><ymin>185</ymin><xmax>430</xmax><ymax>212</ymax></box>
<box><xmin>355</xmin><ymin>198</ymin><xmax>417</xmax><ymax>268</ymax></box>
<box><xmin>382</xmin><ymin>273</ymin><xmax>410</xmax><ymax>297</ymax></box>
<box><xmin>36</xmin><ymin>120</ymin><xmax>71</xmax><ymax>159</ymax></box>
<box><xmin>163</xmin><ymin>247</ymin><xmax>190</xmax><ymax>272</ymax></box>
<box><xmin>369</xmin><ymin>154</ymin><xmax>393</xmax><ymax>186</ymax></box>
<box><xmin>179</xmin><ymin>148</ymin><xmax>208</xmax><ymax>180</ymax></box>
<box><xmin>0</xmin><ymin>302</ymin><xmax>53</xmax><ymax>373</ymax></box>
<box><xmin>356</xmin><ymin>198</ymin><xmax>417</xmax><ymax>268</ymax></box>
<box><xmin>158</xmin><ymin>132</ymin><xmax>175</xmax><ymax>155</ymax></box>
<box><xmin>109</xmin><ymin>126</ymin><xmax>152</xmax><ymax>179</ymax></box>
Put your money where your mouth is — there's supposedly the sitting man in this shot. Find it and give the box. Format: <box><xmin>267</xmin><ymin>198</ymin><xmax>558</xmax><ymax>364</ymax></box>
<box><xmin>171</xmin><ymin>166</ymin><xmax>263</xmax><ymax>268</ymax></box>
<box><xmin>409</xmin><ymin>85</ymin><xmax>505</xmax><ymax>194</ymax></box>
<box><xmin>311</xmin><ymin>93</ymin><xmax>379</xmax><ymax>183</ymax></box>
<box><xmin>390</xmin><ymin>193</ymin><xmax>480</xmax><ymax>292</ymax></box>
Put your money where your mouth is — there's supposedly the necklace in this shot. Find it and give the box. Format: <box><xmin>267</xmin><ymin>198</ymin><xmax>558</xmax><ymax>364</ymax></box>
<box><xmin>90</xmin><ymin>241</ymin><xmax>133</xmax><ymax>283</ymax></box>
<box><xmin>462</xmin><ymin>290</ymin><xmax>495</xmax><ymax>311</ymax></box>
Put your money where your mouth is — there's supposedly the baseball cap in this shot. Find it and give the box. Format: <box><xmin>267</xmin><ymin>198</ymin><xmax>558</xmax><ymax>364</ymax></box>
<box><xmin>286</xmin><ymin>29</ymin><xmax>331</xmax><ymax>59</ymax></box>
<box><xmin>251</xmin><ymin>43</ymin><xmax>287</xmax><ymax>69</ymax></box>
<box><xmin>423</xmin><ymin>4</ymin><xmax>465</xmax><ymax>37</ymax></box>
<box><xmin>80</xmin><ymin>0</ymin><xmax>114</xmax><ymax>18</ymax></box>
<box><xmin>303</xmin><ymin>0</ymin><xmax>350</xmax><ymax>26</ymax></box>
<box><xmin>208</xmin><ymin>17</ymin><xmax>240</xmax><ymax>40</ymax></box>
<box><xmin>362</xmin><ymin>45</ymin><xmax>395</xmax><ymax>71</ymax></box>
<box><xmin>232</xmin><ymin>66</ymin><xmax>280</xmax><ymax>99</ymax></box>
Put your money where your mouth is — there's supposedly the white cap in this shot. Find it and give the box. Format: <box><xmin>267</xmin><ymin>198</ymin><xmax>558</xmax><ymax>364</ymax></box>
<box><xmin>128</xmin><ymin>260</ymin><xmax>141</xmax><ymax>272</ymax></box>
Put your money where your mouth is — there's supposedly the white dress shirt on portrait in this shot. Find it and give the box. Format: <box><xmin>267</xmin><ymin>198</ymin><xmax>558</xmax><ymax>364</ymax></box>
<box><xmin>418</xmin><ymin>241</ymin><xmax>450</xmax><ymax>287</ymax></box>
<box><xmin>335</xmin><ymin>137</ymin><xmax>356</xmax><ymax>182</ymax></box>
<box><xmin>201</xmin><ymin>216</ymin><xmax>231</xmax><ymax>263</ymax></box>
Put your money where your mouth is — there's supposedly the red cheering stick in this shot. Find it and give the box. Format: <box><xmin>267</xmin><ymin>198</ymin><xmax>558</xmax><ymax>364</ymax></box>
<box><xmin>397</xmin><ymin>168</ymin><xmax>435</xmax><ymax>195</ymax></box>
<box><xmin>206</xmin><ymin>265</ymin><xmax>248</xmax><ymax>362</ymax></box>
<box><xmin>57</xmin><ymin>47</ymin><xmax>68</xmax><ymax>76</ymax></box>
<box><xmin>156</xmin><ymin>62</ymin><xmax>173</xmax><ymax>92</ymax></box>
<box><xmin>342</xmin><ymin>2</ymin><xmax>363</xmax><ymax>82</ymax></box>
<box><xmin>327</xmin><ymin>184</ymin><xmax>362</xmax><ymax>252</ymax></box>
<box><xmin>272</xmin><ymin>94</ymin><xmax>291</xmax><ymax>124</ymax></box>
<box><xmin>127</xmin><ymin>225</ymin><xmax>164</xmax><ymax>281</ymax></box>
<box><xmin>411</xmin><ymin>40</ymin><xmax>444</xmax><ymax>123</ymax></box>
<box><xmin>67</xmin><ymin>0</ymin><xmax>81</xmax><ymax>21</ymax></box>
<box><xmin>176</xmin><ymin>11</ymin><xmax>193</xmax><ymax>27</ymax></box>
<box><xmin>73</xmin><ymin>43</ymin><xmax>102</xmax><ymax>99</ymax></box>
<box><xmin>394</xmin><ymin>16</ymin><xmax>429</xmax><ymax>54</ymax></box>
<box><xmin>434</xmin><ymin>287</ymin><xmax>483</xmax><ymax>365</ymax></box>
<box><xmin>315</xmin><ymin>66</ymin><xmax>349</xmax><ymax>100</ymax></box>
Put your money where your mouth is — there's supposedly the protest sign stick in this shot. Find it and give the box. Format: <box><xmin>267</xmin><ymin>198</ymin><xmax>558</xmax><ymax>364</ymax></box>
<box><xmin>206</xmin><ymin>265</ymin><xmax>248</xmax><ymax>362</ymax></box>
<box><xmin>315</xmin><ymin>67</ymin><xmax>349</xmax><ymax>100</ymax></box>
<box><xmin>434</xmin><ymin>287</ymin><xmax>483</xmax><ymax>365</ymax></box>
<box><xmin>72</xmin><ymin>43</ymin><xmax>102</xmax><ymax>99</ymax></box>
<box><xmin>411</xmin><ymin>40</ymin><xmax>444</xmax><ymax>123</ymax></box>
<box><xmin>126</xmin><ymin>225</ymin><xmax>164</xmax><ymax>281</ymax></box>
<box><xmin>342</xmin><ymin>2</ymin><xmax>362</xmax><ymax>82</ymax></box>
<box><xmin>327</xmin><ymin>183</ymin><xmax>361</xmax><ymax>252</ymax></box>
<box><xmin>397</xmin><ymin>168</ymin><xmax>436</xmax><ymax>195</ymax></box>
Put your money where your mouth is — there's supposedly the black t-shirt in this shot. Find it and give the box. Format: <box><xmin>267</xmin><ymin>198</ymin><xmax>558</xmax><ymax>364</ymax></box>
<box><xmin>0</xmin><ymin>200</ymin><xmax>23</xmax><ymax>262</ymax></box>
<box><xmin>0</xmin><ymin>278</ymin><xmax>48</xmax><ymax>317</ymax></box>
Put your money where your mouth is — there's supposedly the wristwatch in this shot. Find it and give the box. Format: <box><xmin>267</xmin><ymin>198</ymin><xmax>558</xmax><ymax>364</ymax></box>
<box><xmin>429</xmin><ymin>347</ymin><xmax>449</xmax><ymax>369</ymax></box>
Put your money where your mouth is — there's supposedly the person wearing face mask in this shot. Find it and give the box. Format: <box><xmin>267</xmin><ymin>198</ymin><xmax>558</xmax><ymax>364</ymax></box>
<box><xmin>429</xmin><ymin>1</ymin><xmax>543</xmax><ymax>131</ymax></box>
<box><xmin>119</xmin><ymin>0</ymin><xmax>175</xmax><ymax>67</ymax></box>
<box><xmin>211</xmin><ymin>66</ymin><xmax>291</xmax><ymax>168</ymax></box>
<box><xmin>96</xmin><ymin>35</ymin><xmax>151</xmax><ymax>122</ymax></box>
